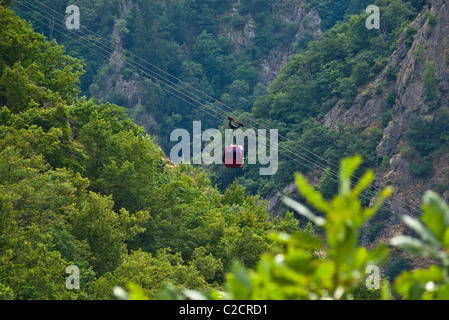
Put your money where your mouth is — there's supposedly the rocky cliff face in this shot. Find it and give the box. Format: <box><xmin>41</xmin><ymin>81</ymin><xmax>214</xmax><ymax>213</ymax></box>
<box><xmin>97</xmin><ymin>0</ymin><xmax>140</xmax><ymax>107</ymax></box>
<box><xmin>97</xmin><ymin>0</ymin><xmax>322</xmax><ymax>136</ymax></box>
<box><xmin>220</xmin><ymin>0</ymin><xmax>322</xmax><ymax>84</ymax></box>
<box><xmin>93</xmin><ymin>0</ymin><xmax>159</xmax><ymax>135</ymax></box>
<box><xmin>268</xmin><ymin>0</ymin><xmax>449</xmax><ymax>230</ymax></box>
<box><xmin>261</xmin><ymin>1</ymin><xmax>322</xmax><ymax>84</ymax></box>
<box><xmin>321</xmin><ymin>0</ymin><xmax>449</xmax><ymax>245</ymax></box>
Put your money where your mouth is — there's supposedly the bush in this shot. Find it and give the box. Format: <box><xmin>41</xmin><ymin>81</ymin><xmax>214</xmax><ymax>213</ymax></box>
<box><xmin>385</xmin><ymin>65</ymin><xmax>397</xmax><ymax>82</ymax></box>
<box><xmin>428</xmin><ymin>12</ymin><xmax>437</xmax><ymax>27</ymax></box>
<box><xmin>230</xmin><ymin>14</ymin><xmax>245</xmax><ymax>30</ymax></box>
<box><xmin>381</xmin><ymin>110</ymin><xmax>393</xmax><ymax>128</ymax></box>
<box><xmin>368</xmin><ymin>222</ymin><xmax>384</xmax><ymax>242</ymax></box>
<box><xmin>386</xmin><ymin>91</ymin><xmax>397</xmax><ymax>106</ymax></box>
<box><xmin>386</xmin><ymin>257</ymin><xmax>412</xmax><ymax>282</ymax></box>
<box><xmin>375</xmin><ymin>83</ymin><xmax>383</xmax><ymax>95</ymax></box>
<box><xmin>380</xmin><ymin>155</ymin><xmax>390</xmax><ymax>171</ymax></box>
<box><xmin>404</xmin><ymin>25</ymin><xmax>417</xmax><ymax>48</ymax></box>
<box><xmin>409</xmin><ymin>156</ymin><xmax>434</xmax><ymax>178</ymax></box>
<box><xmin>107</xmin><ymin>89</ymin><xmax>127</xmax><ymax>107</ymax></box>
<box><xmin>423</xmin><ymin>61</ymin><xmax>439</xmax><ymax>102</ymax></box>
<box><xmin>377</xmin><ymin>207</ymin><xmax>393</xmax><ymax>221</ymax></box>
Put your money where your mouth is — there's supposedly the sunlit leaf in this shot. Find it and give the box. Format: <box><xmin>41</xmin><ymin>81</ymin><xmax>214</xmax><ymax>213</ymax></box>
<box><xmin>402</xmin><ymin>215</ymin><xmax>441</xmax><ymax>247</ymax></box>
<box><xmin>422</xmin><ymin>191</ymin><xmax>449</xmax><ymax>241</ymax></box>
<box><xmin>390</xmin><ymin>235</ymin><xmax>444</xmax><ymax>259</ymax></box>
<box><xmin>339</xmin><ymin>155</ymin><xmax>362</xmax><ymax>196</ymax></box>
<box><xmin>352</xmin><ymin>170</ymin><xmax>374</xmax><ymax>197</ymax></box>
<box><xmin>295</xmin><ymin>173</ymin><xmax>330</xmax><ymax>213</ymax></box>
<box><xmin>282</xmin><ymin>196</ymin><xmax>325</xmax><ymax>226</ymax></box>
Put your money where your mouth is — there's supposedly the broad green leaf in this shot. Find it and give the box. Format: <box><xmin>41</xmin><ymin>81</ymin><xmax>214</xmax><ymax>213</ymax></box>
<box><xmin>282</xmin><ymin>196</ymin><xmax>325</xmax><ymax>226</ymax></box>
<box><xmin>295</xmin><ymin>173</ymin><xmax>330</xmax><ymax>213</ymax></box>
<box><xmin>290</xmin><ymin>231</ymin><xmax>322</xmax><ymax>250</ymax></box>
<box><xmin>402</xmin><ymin>215</ymin><xmax>441</xmax><ymax>247</ymax></box>
<box><xmin>381</xmin><ymin>281</ymin><xmax>392</xmax><ymax>300</ymax></box>
<box><xmin>390</xmin><ymin>235</ymin><xmax>444</xmax><ymax>259</ymax></box>
<box><xmin>339</xmin><ymin>155</ymin><xmax>362</xmax><ymax>196</ymax></box>
<box><xmin>352</xmin><ymin>170</ymin><xmax>374</xmax><ymax>197</ymax></box>
<box><xmin>127</xmin><ymin>283</ymin><xmax>149</xmax><ymax>300</ymax></box>
<box><xmin>422</xmin><ymin>191</ymin><xmax>449</xmax><ymax>241</ymax></box>
<box><xmin>443</xmin><ymin>228</ymin><xmax>449</xmax><ymax>249</ymax></box>
<box><xmin>362</xmin><ymin>186</ymin><xmax>393</xmax><ymax>221</ymax></box>
<box><xmin>226</xmin><ymin>262</ymin><xmax>253</xmax><ymax>300</ymax></box>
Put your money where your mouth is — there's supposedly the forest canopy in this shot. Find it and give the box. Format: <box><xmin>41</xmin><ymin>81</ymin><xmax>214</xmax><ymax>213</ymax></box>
<box><xmin>2</xmin><ymin>0</ymin><xmax>448</xmax><ymax>302</ymax></box>
<box><xmin>0</xmin><ymin>5</ymin><xmax>294</xmax><ymax>299</ymax></box>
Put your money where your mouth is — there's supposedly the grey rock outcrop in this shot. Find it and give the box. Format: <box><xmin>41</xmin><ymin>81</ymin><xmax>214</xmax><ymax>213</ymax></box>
<box><xmin>321</xmin><ymin>0</ymin><xmax>449</xmax><ymax>245</ymax></box>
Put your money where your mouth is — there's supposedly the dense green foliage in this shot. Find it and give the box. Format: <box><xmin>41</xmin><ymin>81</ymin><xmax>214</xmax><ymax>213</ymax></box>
<box><xmin>132</xmin><ymin>156</ymin><xmax>395</xmax><ymax>300</ymax></box>
<box><xmin>4</xmin><ymin>0</ymin><xmax>449</xmax><ymax>302</ymax></box>
<box><xmin>14</xmin><ymin>0</ymin><xmax>427</xmax><ymax>200</ymax></box>
<box><xmin>404</xmin><ymin>108</ymin><xmax>449</xmax><ymax>178</ymax></box>
<box><xmin>123</xmin><ymin>156</ymin><xmax>449</xmax><ymax>301</ymax></box>
<box><xmin>0</xmin><ymin>6</ymin><xmax>297</xmax><ymax>299</ymax></box>
<box><xmin>209</xmin><ymin>0</ymin><xmax>425</xmax><ymax>198</ymax></box>
<box><xmin>14</xmin><ymin>0</ymin><xmax>298</xmax><ymax>148</ymax></box>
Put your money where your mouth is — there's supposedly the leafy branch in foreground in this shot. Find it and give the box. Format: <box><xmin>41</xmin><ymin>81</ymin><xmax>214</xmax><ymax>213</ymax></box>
<box><xmin>118</xmin><ymin>155</ymin><xmax>393</xmax><ymax>300</ymax></box>
<box><xmin>391</xmin><ymin>191</ymin><xmax>449</xmax><ymax>299</ymax></box>
<box><xmin>271</xmin><ymin>154</ymin><xmax>393</xmax><ymax>300</ymax></box>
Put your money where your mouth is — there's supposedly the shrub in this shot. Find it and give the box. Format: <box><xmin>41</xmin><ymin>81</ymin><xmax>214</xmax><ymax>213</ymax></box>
<box><xmin>368</xmin><ymin>222</ymin><xmax>384</xmax><ymax>242</ymax></box>
<box><xmin>409</xmin><ymin>156</ymin><xmax>434</xmax><ymax>178</ymax></box>
<box><xmin>428</xmin><ymin>12</ymin><xmax>437</xmax><ymax>27</ymax></box>
<box><xmin>381</xmin><ymin>110</ymin><xmax>393</xmax><ymax>128</ymax></box>
<box><xmin>404</xmin><ymin>25</ymin><xmax>417</xmax><ymax>48</ymax></box>
<box><xmin>375</xmin><ymin>83</ymin><xmax>383</xmax><ymax>95</ymax></box>
<box><xmin>380</xmin><ymin>155</ymin><xmax>390</xmax><ymax>171</ymax></box>
<box><xmin>230</xmin><ymin>14</ymin><xmax>245</xmax><ymax>30</ymax></box>
<box><xmin>377</xmin><ymin>207</ymin><xmax>393</xmax><ymax>221</ymax></box>
<box><xmin>386</xmin><ymin>257</ymin><xmax>412</xmax><ymax>282</ymax></box>
<box><xmin>386</xmin><ymin>91</ymin><xmax>396</xmax><ymax>106</ymax></box>
<box><xmin>386</xmin><ymin>65</ymin><xmax>397</xmax><ymax>82</ymax></box>
<box><xmin>423</xmin><ymin>61</ymin><xmax>439</xmax><ymax>102</ymax></box>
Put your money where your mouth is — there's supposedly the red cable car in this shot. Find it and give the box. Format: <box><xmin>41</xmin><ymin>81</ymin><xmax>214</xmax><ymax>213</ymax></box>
<box><xmin>223</xmin><ymin>117</ymin><xmax>245</xmax><ymax>168</ymax></box>
<box><xmin>223</xmin><ymin>144</ymin><xmax>244</xmax><ymax>168</ymax></box>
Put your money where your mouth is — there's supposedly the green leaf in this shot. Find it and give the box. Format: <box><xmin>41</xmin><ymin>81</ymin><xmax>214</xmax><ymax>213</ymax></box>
<box><xmin>339</xmin><ymin>155</ymin><xmax>362</xmax><ymax>196</ymax></box>
<box><xmin>127</xmin><ymin>283</ymin><xmax>149</xmax><ymax>300</ymax></box>
<box><xmin>295</xmin><ymin>173</ymin><xmax>330</xmax><ymax>213</ymax></box>
<box><xmin>225</xmin><ymin>262</ymin><xmax>253</xmax><ymax>300</ymax></box>
<box><xmin>422</xmin><ymin>191</ymin><xmax>449</xmax><ymax>242</ymax></box>
<box><xmin>290</xmin><ymin>231</ymin><xmax>322</xmax><ymax>250</ymax></box>
<box><xmin>390</xmin><ymin>235</ymin><xmax>444</xmax><ymax>259</ymax></box>
<box><xmin>282</xmin><ymin>196</ymin><xmax>325</xmax><ymax>226</ymax></box>
<box><xmin>402</xmin><ymin>215</ymin><xmax>441</xmax><ymax>247</ymax></box>
<box><xmin>352</xmin><ymin>170</ymin><xmax>374</xmax><ymax>198</ymax></box>
<box><xmin>381</xmin><ymin>281</ymin><xmax>392</xmax><ymax>300</ymax></box>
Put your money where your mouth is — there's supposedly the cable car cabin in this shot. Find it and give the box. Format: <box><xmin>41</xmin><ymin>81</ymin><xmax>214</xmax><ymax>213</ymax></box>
<box><xmin>223</xmin><ymin>145</ymin><xmax>244</xmax><ymax>168</ymax></box>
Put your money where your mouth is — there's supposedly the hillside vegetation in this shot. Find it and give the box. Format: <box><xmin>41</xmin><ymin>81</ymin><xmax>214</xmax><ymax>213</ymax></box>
<box><xmin>3</xmin><ymin>0</ymin><xmax>449</xmax><ymax>301</ymax></box>
<box><xmin>0</xmin><ymin>5</ymin><xmax>298</xmax><ymax>299</ymax></box>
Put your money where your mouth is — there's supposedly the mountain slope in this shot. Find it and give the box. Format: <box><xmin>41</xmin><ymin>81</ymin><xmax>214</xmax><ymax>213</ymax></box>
<box><xmin>323</xmin><ymin>0</ymin><xmax>449</xmax><ymax>244</ymax></box>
